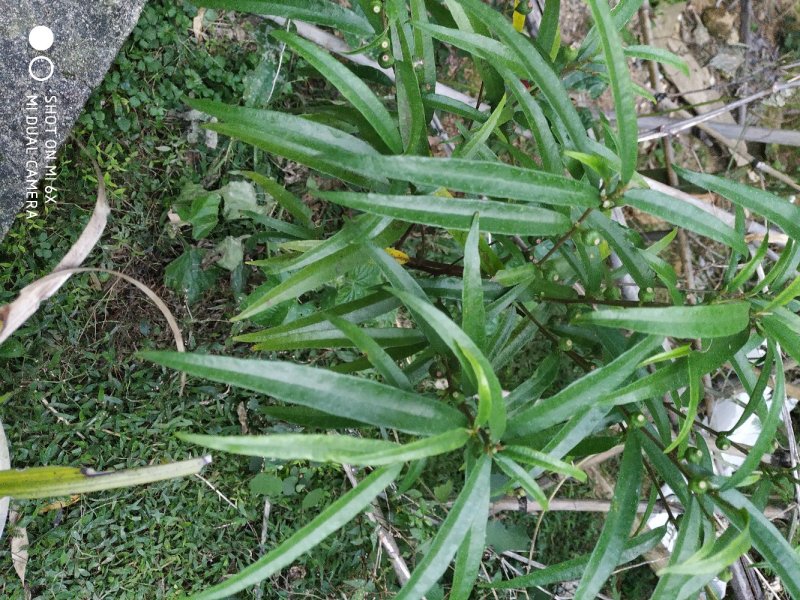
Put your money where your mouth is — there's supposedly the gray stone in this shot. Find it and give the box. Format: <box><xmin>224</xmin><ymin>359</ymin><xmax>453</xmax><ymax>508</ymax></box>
<box><xmin>0</xmin><ymin>0</ymin><xmax>147</xmax><ymax>240</ymax></box>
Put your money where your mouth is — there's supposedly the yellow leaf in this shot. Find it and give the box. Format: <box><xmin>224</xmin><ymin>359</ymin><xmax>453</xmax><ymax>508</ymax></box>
<box><xmin>384</xmin><ymin>248</ymin><xmax>409</xmax><ymax>265</ymax></box>
<box><xmin>513</xmin><ymin>0</ymin><xmax>526</xmax><ymax>32</ymax></box>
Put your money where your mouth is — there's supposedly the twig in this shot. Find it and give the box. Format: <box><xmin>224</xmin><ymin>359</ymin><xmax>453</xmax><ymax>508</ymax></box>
<box><xmin>627</xmin><ymin>116</ymin><xmax>800</xmax><ymax>147</ymax></box>
<box><xmin>341</xmin><ymin>464</ymin><xmax>415</xmax><ymax>590</ymax></box>
<box><xmin>253</xmin><ymin>498</ymin><xmax>273</xmax><ymax>600</ymax></box>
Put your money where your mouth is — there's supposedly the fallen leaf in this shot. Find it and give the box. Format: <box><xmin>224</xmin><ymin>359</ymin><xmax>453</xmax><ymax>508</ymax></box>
<box><xmin>9</xmin><ymin>510</ymin><xmax>28</xmax><ymax>591</ymax></box>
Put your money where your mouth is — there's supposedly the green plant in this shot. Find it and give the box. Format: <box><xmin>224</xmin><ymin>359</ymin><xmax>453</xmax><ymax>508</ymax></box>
<box><xmin>139</xmin><ymin>0</ymin><xmax>800</xmax><ymax>598</ymax></box>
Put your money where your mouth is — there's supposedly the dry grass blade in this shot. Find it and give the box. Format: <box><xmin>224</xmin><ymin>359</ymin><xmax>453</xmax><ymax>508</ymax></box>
<box><xmin>0</xmin><ymin>420</ymin><xmax>8</xmax><ymax>542</ymax></box>
<box><xmin>8</xmin><ymin>509</ymin><xmax>29</xmax><ymax>598</ymax></box>
<box><xmin>0</xmin><ymin>158</ymin><xmax>109</xmax><ymax>344</ymax></box>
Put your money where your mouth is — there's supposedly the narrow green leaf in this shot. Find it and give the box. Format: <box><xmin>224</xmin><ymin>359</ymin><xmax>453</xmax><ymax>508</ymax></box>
<box><xmin>244</xmin><ymin>171</ymin><xmax>313</xmax><ymax>232</ymax></box>
<box><xmin>450</xmin><ymin>497</ymin><xmax>489</xmax><ymax>600</ymax></box>
<box><xmin>394</xmin><ymin>59</ymin><xmax>427</xmax><ymax>155</ymax></box>
<box><xmin>720</xmin><ymin>341</ymin><xmax>785</xmax><ymax>490</ymax></box>
<box><xmin>0</xmin><ymin>457</ymin><xmax>210</xmax><ymax>499</ymax></box>
<box><xmin>458</xmin><ymin>0</ymin><xmax>592</xmax><ymax>153</ymax></box>
<box><xmin>392</xmin><ymin>290</ymin><xmax>506</xmax><ymax>440</ymax></box>
<box><xmin>658</xmin><ymin>517</ymin><xmax>750</xmax><ymax>576</ymax></box>
<box><xmin>508</xmin><ymin>335</ymin><xmax>662</xmax><ymax>437</ymax></box>
<box><xmin>348</xmin><ymin>155</ymin><xmax>598</xmax><ymax>207</ymax></box>
<box><xmin>140</xmin><ymin>352</ymin><xmax>467</xmax><ymax>437</ymax></box>
<box><xmin>503</xmin><ymin>70</ymin><xmax>562</xmax><ymax>174</ymax></box>
<box><xmin>195</xmin><ymin>0</ymin><xmax>375</xmax><ymax>35</ymax></box>
<box><xmin>494</xmin><ymin>454</ymin><xmax>549</xmax><ymax>509</ymax></box>
<box><xmin>585</xmin><ymin>0</ymin><xmax>637</xmax><ymax>183</ymax></box>
<box><xmin>456</xmin><ymin>94</ymin><xmax>508</xmax><ymax>159</ymax></box>
<box><xmin>499</xmin><ymin>445</ymin><xmax>587</xmax><ymax>482</ymax></box>
<box><xmin>422</xmin><ymin>93</ymin><xmax>487</xmax><ymax>123</ymax></box>
<box><xmin>624</xmin><ymin>45</ymin><xmax>689</xmax><ymax>76</ymax></box>
<box><xmin>663</xmin><ymin>351</ymin><xmax>703</xmax><ymax>453</ymax></box>
<box><xmin>395</xmin><ymin>454</ymin><xmax>491</xmax><ymax>599</ymax></box>
<box><xmin>580</xmin><ymin>0</ymin><xmax>644</xmax><ymax>59</ymax></box>
<box><xmin>315</xmin><ymin>191</ymin><xmax>572</xmax><ymax>236</ymax></box>
<box><xmin>651</xmin><ymin>498</ymin><xmax>702</xmax><ymax>600</ymax></box>
<box><xmin>490</xmin><ymin>526</ymin><xmax>665</xmax><ymax>589</ymax></box>
<box><xmin>575</xmin><ymin>303</ymin><xmax>751</xmax><ymax>338</ymax></box>
<box><xmin>414</xmin><ymin>22</ymin><xmax>523</xmax><ymax>76</ymax></box>
<box><xmin>573</xmin><ymin>434</ymin><xmax>643</xmax><ymax>600</ymax></box>
<box><xmin>250</xmin><ymin>327</ymin><xmax>424</xmax><ymax>351</ymax></box>
<box><xmin>505</xmin><ymin>353</ymin><xmax>560</xmax><ymax>414</ymax></box>
<box><xmin>179</xmin><ymin>430</ymin><xmax>469</xmax><ymax>466</ymax></box>
<box><xmin>539</xmin><ymin>0</ymin><xmax>560</xmax><ymax>58</ymax></box>
<box><xmin>410</xmin><ymin>0</ymin><xmax>437</xmax><ymax>90</ymax></box>
<box><xmin>726</xmin><ymin>234</ymin><xmax>769</xmax><ymax>293</ymax></box>
<box><xmin>759</xmin><ymin>306</ymin><xmax>800</xmax><ymax>366</ymax></box>
<box><xmin>675</xmin><ymin>166</ymin><xmax>800</xmax><ymax>242</ymax></box>
<box><xmin>624</xmin><ymin>189</ymin><xmax>748</xmax><ymax>254</ymax></box>
<box><xmin>586</xmin><ymin>210</ymin><xmax>654</xmax><ymax>289</ymax></box>
<box><xmin>271</xmin><ymin>30</ymin><xmax>402</xmax><ymax>153</ymax></box>
<box><xmin>463</xmin><ymin>214</ymin><xmax>486</xmax><ymax>351</ymax></box>
<box><xmin>192</xmin><ymin>464</ymin><xmax>401</xmax><ymax>599</ymax></box>
<box><xmin>763</xmin><ymin>274</ymin><xmax>800</xmax><ymax>311</ymax></box>
<box><xmin>327</xmin><ymin>314</ymin><xmax>413</xmax><ymax>391</ymax></box>
<box><xmin>713</xmin><ymin>489</ymin><xmax>800</xmax><ymax>599</ymax></box>
<box><xmin>261</xmin><ymin>405</ymin><xmax>363</xmax><ymax>429</ymax></box>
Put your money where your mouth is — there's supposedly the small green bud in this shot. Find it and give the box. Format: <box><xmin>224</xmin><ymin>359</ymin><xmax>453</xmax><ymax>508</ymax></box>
<box><xmin>689</xmin><ymin>478</ymin><xmax>710</xmax><ymax>494</ymax></box>
<box><xmin>628</xmin><ymin>412</ymin><xmax>647</xmax><ymax>428</ymax></box>
<box><xmin>639</xmin><ymin>287</ymin><xmax>655</xmax><ymax>303</ymax></box>
<box><xmin>602</xmin><ymin>199</ymin><xmax>615</xmax><ymax>209</ymax></box>
<box><xmin>514</xmin><ymin>1</ymin><xmax>533</xmax><ymax>15</ymax></box>
<box><xmin>379</xmin><ymin>38</ymin><xmax>390</xmax><ymax>50</ymax></box>
<box><xmin>378</xmin><ymin>53</ymin><xmax>394</xmax><ymax>68</ymax></box>
<box><xmin>582</xmin><ymin>230</ymin><xmax>602</xmax><ymax>247</ymax></box>
<box><xmin>718</xmin><ymin>568</ymin><xmax>733</xmax><ymax>583</ymax></box>
<box><xmin>715</xmin><ymin>435</ymin><xmax>732</xmax><ymax>451</ymax></box>
<box><xmin>604</xmin><ymin>286</ymin><xmax>622</xmax><ymax>301</ymax></box>
<box><xmin>370</xmin><ymin>0</ymin><xmax>383</xmax><ymax>14</ymax></box>
<box><xmin>683</xmin><ymin>446</ymin><xmax>703</xmax><ymax>464</ymax></box>
<box><xmin>558</xmin><ymin>338</ymin><xmax>573</xmax><ymax>351</ymax></box>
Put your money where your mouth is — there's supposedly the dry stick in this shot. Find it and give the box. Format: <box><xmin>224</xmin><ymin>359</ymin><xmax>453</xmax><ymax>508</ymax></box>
<box><xmin>341</xmin><ymin>464</ymin><xmax>415</xmax><ymax>590</ymax></box>
<box><xmin>631</xmin><ymin>116</ymin><xmax>800</xmax><ymax>148</ymax></box>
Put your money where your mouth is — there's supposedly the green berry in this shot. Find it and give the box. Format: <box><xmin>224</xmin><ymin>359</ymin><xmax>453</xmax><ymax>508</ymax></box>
<box><xmin>683</xmin><ymin>446</ymin><xmax>703</xmax><ymax>464</ymax></box>
<box><xmin>378</xmin><ymin>53</ymin><xmax>394</xmax><ymax>68</ymax></box>
<box><xmin>628</xmin><ymin>412</ymin><xmax>647</xmax><ymax>428</ymax></box>
<box><xmin>639</xmin><ymin>287</ymin><xmax>655</xmax><ymax>303</ymax></box>
<box><xmin>514</xmin><ymin>1</ymin><xmax>533</xmax><ymax>15</ymax></box>
<box><xmin>379</xmin><ymin>38</ymin><xmax>390</xmax><ymax>50</ymax></box>
<box><xmin>715</xmin><ymin>436</ymin><xmax>732</xmax><ymax>451</ymax></box>
<box><xmin>583</xmin><ymin>230</ymin><xmax>602</xmax><ymax>247</ymax></box>
<box><xmin>370</xmin><ymin>0</ymin><xmax>383</xmax><ymax>14</ymax></box>
<box><xmin>558</xmin><ymin>338</ymin><xmax>573</xmax><ymax>351</ymax></box>
<box><xmin>689</xmin><ymin>478</ymin><xmax>710</xmax><ymax>494</ymax></box>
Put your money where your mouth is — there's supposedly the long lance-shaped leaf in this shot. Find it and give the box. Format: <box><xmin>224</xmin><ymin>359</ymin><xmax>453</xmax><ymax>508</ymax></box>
<box><xmin>720</xmin><ymin>341</ymin><xmax>785</xmax><ymax>490</ymax></box>
<box><xmin>450</xmin><ymin>453</ymin><xmax>490</xmax><ymax>600</ymax></box>
<box><xmin>573</xmin><ymin>434</ymin><xmax>643</xmax><ymax>600</ymax></box>
<box><xmin>759</xmin><ymin>306</ymin><xmax>800</xmax><ymax>367</ymax></box>
<box><xmin>586</xmin><ymin>209</ymin><xmax>654</xmax><ymax>289</ymax></box>
<box><xmin>490</xmin><ymin>526</ymin><xmax>665</xmax><ymax>589</ymax></box>
<box><xmin>392</xmin><ymin>289</ymin><xmax>507</xmax><ymax>440</ymax></box>
<box><xmin>539</xmin><ymin>0</ymin><xmax>560</xmax><ymax>58</ymax></box>
<box><xmin>651</xmin><ymin>498</ymin><xmax>702</xmax><ymax>600</ymax></box>
<box><xmin>270</xmin><ymin>30</ymin><xmax>402</xmax><ymax>154</ymax></box>
<box><xmin>243</xmin><ymin>171</ymin><xmax>313</xmax><ymax>230</ymax></box>
<box><xmin>186</xmin><ymin>98</ymin><xmax>381</xmax><ymax>187</ymax></box>
<box><xmin>327</xmin><ymin>314</ymin><xmax>413</xmax><ymax>390</ymax></box>
<box><xmin>508</xmin><ymin>335</ymin><xmax>662</xmax><ymax>437</ymax></box>
<box><xmin>624</xmin><ymin>45</ymin><xmax>689</xmax><ymax>76</ymax></box>
<box><xmin>663</xmin><ymin>351</ymin><xmax>703</xmax><ymax>453</ymax></box>
<box><xmin>315</xmin><ymin>191</ymin><xmax>572</xmax><ymax>237</ymax></box>
<box><xmin>494</xmin><ymin>454</ymin><xmax>549</xmax><ymax>508</ymax></box>
<box><xmin>579</xmin><ymin>0</ymin><xmax>644</xmax><ymax>59</ymax></box>
<box><xmin>463</xmin><ymin>214</ymin><xmax>486</xmax><ymax>351</ymax></box>
<box><xmin>713</xmin><ymin>489</ymin><xmax>800</xmax><ymax>599</ymax></box>
<box><xmin>0</xmin><ymin>457</ymin><xmax>210</xmax><ymax>499</ymax></box>
<box><xmin>675</xmin><ymin>166</ymin><xmax>800</xmax><ymax>241</ymax></box>
<box><xmin>178</xmin><ymin>430</ymin><xmax>469</xmax><ymax>466</ymax></box>
<box><xmin>235</xmin><ymin>291</ymin><xmax>400</xmax><ymax>343</ymax></box>
<box><xmin>499</xmin><ymin>445</ymin><xmax>587</xmax><ymax>482</ymax></box>
<box><xmin>624</xmin><ymin>189</ymin><xmax>748</xmax><ymax>254</ymax></box>
<box><xmin>726</xmin><ymin>235</ymin><xmax>769</xmax><ymax>293</ymax></box>
<box><xmin>396</xmin><ymin>454</ymin><xmax>491</xmax><ymax>599</ymax></box>
<box><xmin>349</xmin><ymin>155</ymin><xmax>596</xmax><ymax>207</ymax></box>
<box><xmin>195</xmin><ymin>0</ymin><xmax>375</xmax><ymax>35</ymax></box>
<box><xmin>456</xmin><ymin>94</ymin><xmax>508</xmax><ymax>159</ymax></box>
<box><xmin>502</xmin><ymin>69</ymin><xmax>563</xmax><ymax>174</ymax></box>
<box><xmin>658</xmin><ymin>518</ymin><xmax>750</xmax><ymax>576</ymax></box>
<box><xmin>576</xmin><ymin>302</ymin><xmax>751</xmax><ymax>339</ymax></box>
<box><xmin>458</xmin><ymin>0</ymin><xmax>592</xmax><ymax>153</ymax></box>
<box><xmin>140</xmin><ymin>352</ymin><xmax>467</xmax><ymax>437</ymax></box>
<box><xmin>505</xmin><ymin>354</ymin><xmax>560</xmax><ymax>414</ymax></box>
<box><xmin>585</xmin><ymin>0</ymin><xmax>637</xmax><ymax>183</ymax></box>
<box><xmin>192</xmin><ymin>464</ymin><xmax>401</xmax><ymax>599</ymax></box>
<box><xmin>236</xmin><ymin>221</ymin><xmax>405</xmax><ymax>321</ymax></box>
<box><xmin>247</xmin><ymin>327</ymin><xmax>424</xmax><ymax>352</ymax></box>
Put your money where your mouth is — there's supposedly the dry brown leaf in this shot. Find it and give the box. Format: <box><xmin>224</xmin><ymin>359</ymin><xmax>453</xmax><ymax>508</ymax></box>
<box><xmin>193</xmin><ymin>8</ymin><xmax>207</xmax><ymax>42</ymax></box>
<box><xmin>37</xmin><ymin>495</ymin><xmax>80</xmax><ymax>515</ymax></box>
<box><xmin>237</xmin><ymin>402</ymin><xmax>249</xmax><ymax>434</ymax></box>
<box><xmin>8</xmin><ymin>510</ymin><xmax>28</xmax><ymax>592</ymax></box>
